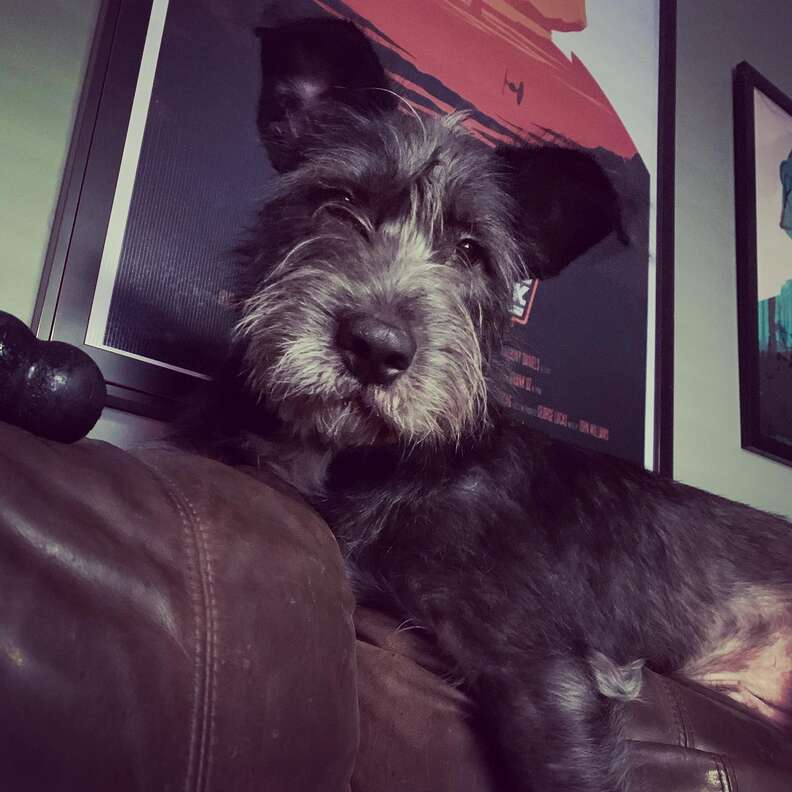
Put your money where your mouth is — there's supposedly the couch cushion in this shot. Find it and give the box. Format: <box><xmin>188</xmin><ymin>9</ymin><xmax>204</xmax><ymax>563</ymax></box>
<box><xmin>0</xmin><ymin>422</ymin><xmax>358</xmax><ymax>792</ymax></box>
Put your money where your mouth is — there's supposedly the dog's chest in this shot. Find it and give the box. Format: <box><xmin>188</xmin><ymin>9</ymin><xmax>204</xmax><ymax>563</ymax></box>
<box><xmin>319</xmin><ymin>448</ymin><xmax>534</xmax><ymax>626</ymax></box>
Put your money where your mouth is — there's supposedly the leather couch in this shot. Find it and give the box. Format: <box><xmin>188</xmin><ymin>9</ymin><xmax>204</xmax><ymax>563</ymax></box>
<box><xmin>1</xmin><ymin>420</ymin><xmax>790</xmax><ymax>791</ymax></box>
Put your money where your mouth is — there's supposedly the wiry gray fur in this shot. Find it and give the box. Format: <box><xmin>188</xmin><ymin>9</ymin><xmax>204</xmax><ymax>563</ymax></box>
<box><xmin>188</xmin><ymin>17</ymin><xmax>792</xmax><ymax>792</ymax></box>
<box><xmin>235</xmin><ymin>108</ymin><xmax>522</xmax><ymax>450</ymax></box>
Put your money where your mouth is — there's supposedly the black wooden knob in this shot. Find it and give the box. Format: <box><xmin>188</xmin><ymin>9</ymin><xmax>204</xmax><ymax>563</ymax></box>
<box><xmin>0</xmin><ymin>311</ymin><xmax>106</xmax><ymax>443</ymax></box>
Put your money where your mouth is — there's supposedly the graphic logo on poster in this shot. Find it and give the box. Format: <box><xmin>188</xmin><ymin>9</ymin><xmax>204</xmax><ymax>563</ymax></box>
<box><xmin>510</xmin><ymin>278</ymin><xmax>537</xmax><ymax>325</ymax></box>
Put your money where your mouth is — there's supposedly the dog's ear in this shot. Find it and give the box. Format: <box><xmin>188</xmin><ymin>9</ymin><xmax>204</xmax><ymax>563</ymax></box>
<box><xmin>255</xmin><ymin>18</ymin><xmax>396</xmax><ymax>171</ymax></box>
<box><xmin>496</xmin><ymin>145</ymin><xmax>624</xmax><ymax>279</ymax></box>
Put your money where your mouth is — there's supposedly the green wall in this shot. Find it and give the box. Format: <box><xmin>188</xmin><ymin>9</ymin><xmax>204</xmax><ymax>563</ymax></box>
<box><xmin>0</xmin><ymin>0</ymin><xmax>101</xmax><ymax>323</ymax></box>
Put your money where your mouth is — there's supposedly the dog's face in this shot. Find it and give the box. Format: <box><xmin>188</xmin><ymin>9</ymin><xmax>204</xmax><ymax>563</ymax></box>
<box><xmin>235</xmin><ymin>18</ymin><xmax>620</xmax><ymax>450</ymax></box>
<box><xmin>238</xmin><ymin>107</ymin><xmax>522</xmax><ymax>448</ymax></box>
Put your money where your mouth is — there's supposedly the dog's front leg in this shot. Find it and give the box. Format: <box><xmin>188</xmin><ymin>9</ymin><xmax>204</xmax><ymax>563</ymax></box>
<box><xmin>475</xmin><ymin>654</ymin><xmax>630</xmax><ymax>792</ymax></box>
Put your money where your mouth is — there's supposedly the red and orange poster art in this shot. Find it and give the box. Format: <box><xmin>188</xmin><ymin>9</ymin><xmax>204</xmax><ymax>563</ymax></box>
<box><xmin>297</xmin><ymin>0</ymin><xmax>658</xmax><ymax>465</ymax></box>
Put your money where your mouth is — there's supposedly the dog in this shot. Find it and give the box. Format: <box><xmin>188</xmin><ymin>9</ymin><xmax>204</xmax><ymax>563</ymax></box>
<box><xmin>190</xmin><ymin>17</ymin><xmax>792</xmax><ymax>791</ymax></box>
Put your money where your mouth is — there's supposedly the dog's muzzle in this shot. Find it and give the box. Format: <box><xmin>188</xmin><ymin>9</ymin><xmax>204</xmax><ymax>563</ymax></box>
<box><xmin>335</xmin><ymin>312</ymin><xmax>416</xmax><ymax>386</ymax></box>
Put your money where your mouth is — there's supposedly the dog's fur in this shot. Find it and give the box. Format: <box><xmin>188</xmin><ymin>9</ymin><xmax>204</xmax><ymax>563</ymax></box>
<box><xmin>190</xmin><ymin>18</ymin><xmax>792</xmax><ymax>791</ymax></box>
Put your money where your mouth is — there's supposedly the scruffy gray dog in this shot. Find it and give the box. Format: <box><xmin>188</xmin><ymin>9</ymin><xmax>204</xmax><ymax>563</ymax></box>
<box><xmin>193</xmin><ymin>17</ymin><xmax>792</xmax><ymax>792</ymax></box>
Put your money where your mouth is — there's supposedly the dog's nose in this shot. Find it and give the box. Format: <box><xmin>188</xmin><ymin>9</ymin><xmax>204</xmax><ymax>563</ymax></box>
<box><xmin>336</xmin><ymin>314</ymin><xmax>416</xmax><ymax>385</ymax></box>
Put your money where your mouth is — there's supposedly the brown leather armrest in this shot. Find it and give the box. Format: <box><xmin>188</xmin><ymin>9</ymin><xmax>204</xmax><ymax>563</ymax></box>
<box><xmin>4</xmin><ymin>418</ymin><xmax>787</xmax><ymax>792</ymax></box>
<box><xmin>352</xmin><ymin>607</ymin><xmax>792</xmax><ymax>792</ymax></box>
<box><xmin>0</xmin><ymin>422</ymin><xmax>358</xmax><ymax>792</ymax></box>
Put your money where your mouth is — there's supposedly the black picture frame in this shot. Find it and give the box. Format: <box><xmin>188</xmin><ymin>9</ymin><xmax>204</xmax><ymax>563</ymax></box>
<box><xmin>734</xmin><ymin>61</ymin><xmax>792</xmax><ymax>467</ymax></box>
<box><xmin>33</xmin><ymin>0</ymin><xmax>259</xmax><ymax>422</ymax></box>
<box><xmin>655</xmin><ymin>0</ymin><xmax>677</xmax><ymax>476</ymax></box>
<box><xmin>33</xmin><ymin>0</ymin><xmax>189</xmax><ymax>419</ymax></box>
<box><xmin>35</xmin><ymin>0</ymin><xmax>677</xmax><ymax>474</ymax></box>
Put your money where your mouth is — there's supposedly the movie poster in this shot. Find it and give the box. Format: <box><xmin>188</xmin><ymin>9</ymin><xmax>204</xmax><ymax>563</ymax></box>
<box><xmin>87</xmin><ymin>0</ymin><xmax>662</xmax><ymax>465</ymax></box>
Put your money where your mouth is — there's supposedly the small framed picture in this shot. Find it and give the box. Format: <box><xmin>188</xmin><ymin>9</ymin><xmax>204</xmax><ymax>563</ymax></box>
<box><xmin>734</xmin><ymin>61</ymin><xmax>792</xmax><ymax>466</ymax></box>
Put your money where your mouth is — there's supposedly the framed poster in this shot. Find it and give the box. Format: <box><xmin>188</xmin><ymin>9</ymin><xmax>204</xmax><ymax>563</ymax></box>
<box><xmin>34</xmin><ymin>0</ymin><xmax>271</xmax><ymax>418</ymax></box>
<box><xmin>36</xmin><ymin>0</ymin><xmax>675</xmax><ymax>471</ymax></box>
<box><xmin>734</xmin><ymin>61</ymin><xmax>792</xmax><ymax>467</ymax></box>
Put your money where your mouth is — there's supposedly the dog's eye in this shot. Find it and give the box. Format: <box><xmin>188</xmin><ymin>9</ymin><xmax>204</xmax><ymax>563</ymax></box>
<box><xmin>321</xmin><ymin>187</ymin><xmax>355</xmax><ymax>205</ymax></box>
<box><xmin>316</xmin><ymin>188</ymin><xmax>358</xmax><ymax>216</ymax></box>
<box><xmin>313</xmin><ymin>188</ymin><xmax>370</xmax><ymax>236</ymax></box>
<box><xmin>455</xmin><ymin>238</ymin><xmax>488</xmax><ymax>269</ymax></box>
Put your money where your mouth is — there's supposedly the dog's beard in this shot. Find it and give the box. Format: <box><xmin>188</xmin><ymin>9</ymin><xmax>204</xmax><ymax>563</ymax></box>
<box><xmin>235</xmin><ymin>252</ymin><xmax>489</xmax><ymax>449</ymax></box>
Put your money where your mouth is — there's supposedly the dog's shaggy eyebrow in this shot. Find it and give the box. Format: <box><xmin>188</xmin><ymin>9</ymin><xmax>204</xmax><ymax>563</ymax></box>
<box><xmin>410</xmin><ymin>153</ymin><xmax>443</xmax><ymax>183</ymax></box>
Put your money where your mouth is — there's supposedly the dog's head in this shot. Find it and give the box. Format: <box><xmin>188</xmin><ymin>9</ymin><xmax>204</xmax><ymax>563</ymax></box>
<box><xmin>234</xmin><ymin>18</ymin><xmax>621</xmax><ymax>450</ymax></box>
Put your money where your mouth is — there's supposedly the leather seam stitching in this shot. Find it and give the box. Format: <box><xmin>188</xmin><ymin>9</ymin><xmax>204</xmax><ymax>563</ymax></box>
<box><xmin>714</xmin><ymin>755</ymin><xmax>731</xmax><ymax>792</ymax></box>
<box><xmin>175</xmin><ymin>477</ymin><xmax>219</xmax><ymax>792</ymax></box>
<box><xmin>141</xmin><ymin>459</ymin><xmax>218</xmax><ymax>792</ymax></box>
<box><xmin>658</xmin><ymin>676</ymin><xmax>689</xmax><ymax>748</ymax></box>
<box><xmin>674</xmin><ymin>682</ymin><xmax>695</xmax><ymax>749</ymax></box>
<box><xmin>720</xmin><ymin>752</ymin><xmax>738</xmax><ymax>792</ymax></box>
